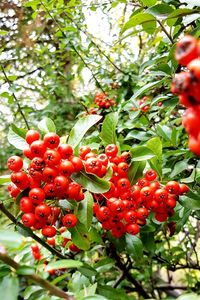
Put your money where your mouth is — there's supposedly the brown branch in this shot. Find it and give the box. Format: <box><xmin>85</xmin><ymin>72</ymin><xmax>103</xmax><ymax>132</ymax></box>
<box><xmin>1</xmin><ymin>65</ymin><xmax>30</xmax><ymax>130</ymax></box>
<box><xmin>63</xmin><ymin>12</ymin><xmax>127</xmax><ymax>75</ymax></box>
<box><xmin>0</xmin><ymin>246</ymin><xmax>74</xmax><ymax>300</ymax></box>
<box><xmin>108</xmin><ymin>243</ymin><xmax>150</xmax><ymax>298</ymax></box>
<box><xmin>40</xmin><ymin>0</ymin><xmax>106</xmax><ymax>94</ymax></box>
<box><xmin>157</xmin><ymin>19</ymin><xmax>174</xmax><ymax>44</ymax></box>
<box><xmin>0</xmin><ymin>202</ymin><xmax>71</xmax><ymax>260</ymax></box>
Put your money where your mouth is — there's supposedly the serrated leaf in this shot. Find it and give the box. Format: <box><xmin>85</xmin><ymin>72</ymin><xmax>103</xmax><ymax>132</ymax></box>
<box><xmin>122</xmin><ymin>13</ymin><xmax>156</xmax><ymax>33</ymax></box>
<box><xmin>125</xmin><ymin>234</ymin><xmax>143</xmax><ymax>261</ymax></box>
<box><xmin>77</xmin><ymin>191</ymin><xmax>93</xmax><ymax>230</ymax></box>
<box><xmin>46</xmin><ymin>259</ymin><xmax>83</xmax><ymax>271</ymax></box>
<box><xmin>68</xmin><ymin>115</ymin><xmax>102</xmax><ymax>148</ymax></box>
<box><xmin>0</xmin><ymin>230</ymin><xmax>23</xmax><ymax>248</ymax></box>
<box><xmin>0</xmin><ymin>276</ymin><xmax>19</xmax><ymax>300</ymax></box>
<box><xmin>38</xmin><ymin>117</ymin><xmax>56</xmax><ymax>133</ymax></box>
<box><xmin>8</xmin><ymin>126</ymin><xmax>28</xmax><ymax>150</ymax></box>
<box><xmin>72</xmin><ymin>170</ymin><xmax>110</xmax><ymax>194</ymax></box>
<box><xmin>100</xmin><ymin>112</ymin><xmax>118</xmax><ymax>145</ymax></box>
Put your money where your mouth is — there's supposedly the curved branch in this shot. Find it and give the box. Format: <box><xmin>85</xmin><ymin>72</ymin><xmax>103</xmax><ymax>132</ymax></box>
<box><xmin>1</xmin><ymin>65</ymin><xmax>30</xmax><ymax>130</ymax></box>
<box><xmin>0</xmin><ymin>202</ymin><xmax>71</xmax><ymax>260</ymax></box>
<box><xmin>0</xmin><ymin>247</ymin><xmax>74</xmax><ymax>300</ymax></box>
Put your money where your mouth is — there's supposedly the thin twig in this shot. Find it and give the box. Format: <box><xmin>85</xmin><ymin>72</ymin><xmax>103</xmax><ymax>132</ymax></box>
<box><xmin>40</xmin><ymin>0</ymin><xmax>106</xmax><ymax>94</ymax></box>
<box><xmin>0</xmin><ymin>247</ymin><xmax>74</xmax><ymax>300</ymax></box>
<box><xmin>0</xmin><ymin>202</ymin><xmax>71</xmax><ymax>260</ymax></box>
<box><xmin>157</xmin><ymin>19</ymin><xmax>174</xmax><ymax>44</ymax></box>
<box><xmin>1</xmin><ymin>65</ymin><xmax>30</xmax><ymax>130</ymax></box>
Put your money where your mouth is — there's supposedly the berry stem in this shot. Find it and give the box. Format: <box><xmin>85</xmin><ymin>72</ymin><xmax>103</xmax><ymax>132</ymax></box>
<box><xmin>0</xmin><ymin>246</ymin><xmax>74</xmax><ymax>300</ymax></box>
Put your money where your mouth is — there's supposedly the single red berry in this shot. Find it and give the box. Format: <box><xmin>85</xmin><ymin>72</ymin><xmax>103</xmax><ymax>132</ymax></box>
<box><xmin>43</xmin><ymin>132</ymin><xmax>60</xmax><ymax>149</ymax></box>
<box><xmin>22</xmin><ymin>213</ymin><xmax>36</xmax><ymax>227</ymax></box>
<box><xmin>20</xmin><ymin>197</ymin><xmax>33</xmax><ymax>213</ymax></box>
<box><xmin>70</xmin><ymin>156</ymin><xmax>83</xmax><ymax>172</ymax></box>
<box><xmin>58</xmin><ymin>160</ymin><xmax>75</xmax><ymax>176</ymax></box>
<box><xmin>7</xmin><ymin>156</ymin><xmax>23</xmax><ymax>172</ymax></box>
<box><xmin>175</xmin><ymin>35</ymin><xmax>199</xmax><ymax>66</ymax></box>
<box><xmin>42</xmin><ymin>226</ymin><xmax>57</xmax><ymax>237</ymax></box>
<box><xmin>145</xmin><ymin>169</ymin><xmax>157</xmax><ymax>181</ymax></box>
<box><xmin>126</xmin><ymin>223</ymin><xmax>140</xmax><ymax>235</ymax></box>
<box><xmin>30</xmin><ymin>140</ymin><xmax>46</xmax><ymax>158</ymax></box>
<box><xmin>58</xmin><ymin>144</ymin><xmax>73</xmax><ymax>159</ymax></box>
<box><xmin>105</xmin><ymin>144</ymin><xmax>118</xmax><ymax>157</ymax></box>
<box><xmin>29</xmin><ymin>188</ymin><xmax>45</xmax><ymax>205</ymax></box>
<box><xmin>25</xmin><ymin>130</ymin><xmax>40</xmax><ymax>145</ymax></box>
<box><xmin>165</xmin><ymin>181</ymin><xmax>180</xmax><ymax>195</ymax></box>
<box><xmin>44</xmin><ymin>150</ymin><xmax>61</xmax><ymax>167</ymax></box>
<box><xmin>62</xmin><ymin>214</ymin><xmax>77</xmax><ymax>228</ymax></box>
<box><xmin>35</xmin><ymin>203</ymin><xmax>51</xmax><ymax>220</ymax></box>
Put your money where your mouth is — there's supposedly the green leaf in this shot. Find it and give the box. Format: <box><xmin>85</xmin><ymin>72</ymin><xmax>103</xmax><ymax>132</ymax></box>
<box><xmin>177</xmin><ymin>293</ymin><xmax>200</xmax><ymax>300</ymax></box>
<box><xmin>130</xmin><ymin>146</ymin><xmax>156</xmax><ymax>161</ymax></box>
<box><xmin>38</xmin><ymin>117</ymin><xmax>56</xmax><ymax>133</ymax></box>
<box><xmin>11</xmin><ymin>124</ymin><xmax>26</xmax><ymax>139</ymax></box>
<box><xmin>122</xmin><ymin>13</ymin><xmax>156</xmax><ymax>33</ymax></box>
<box><xmin>0</xmin><ymin>230</ymin><xmax>23</xmax><ymax>248</ymax></box>
<box><xmin>147</xmin><ymin>137</ymin><xmax>162</xmax><ymax>178</ymax></box>
<box><xmin>46</xmin><ymin>259</ymin><xmax>83</xmax><ymax>271</ymax></box>
<box><xmin>156</xmin><ymin>124</ymin><xmax>171</xmax><ymax>141</ymax></box>
<box><xmin>0</xmin><ymin>276</ymin><xmax>19</xmax><ymax>300</ymax></box>
<box><xmin>128</xmin><ymin>161</ymin><xmax>146</xmax><ymax>185</ymax></box>
<box><xmin>100</xmin><ymin>112</ymin><xmax>118</xmax><ymax>145</ymax></box>
<box><xmin>125</xmin><ymin>234</ymin><xmax>143</xmax><ymax>261</ymax></box>
<box><xmin>131</xmin><ymin>79</ymin><xmax>164</xmax><ymax>100</ymax></box>
<box><xmin>166</xmin><ymin>8</ymin><xmax>200</xmax><ymax>20</ymax></box>
<box><xmin>0</xmin><ymin>175</ymin><xmax>10</xmax><ymax>185</ymax></box>
<box><xmin>77</xmin><ymin>191</ymin><xmax>94</xmax><ymax>230</ymax></box>
<box><xmin>68</xmin><ymin>222</ymin><xmax>90</xmax><ymax>250</ymax></box>
<box><xmin>68</xmin><ymin>115</ymin><xmax>102</xmax><ymax>148</ymax></box>
<box><xmin>84</xmin><ymin>296</ymin><xmax>107</xmax><ymax>300</ymax></box>
<box><xmin>141</xmin><ymin>0</ymin><xmax>157</xmax><ymax>6</ymax></box>
<box><xmin>7</xmin><ymin>126</ymin><xmax>28</xmax><ymax>150</ymax></box>
<box><xmin>79</xmin><ymin>263</ymin><xmax>98</xmax><ymax>278</ymax></box>
<box><xmin>179</xmin><ymin>195</ymin><xmax>200</xmax><ymax>210</ymax></box>
<box><xmin>147</xmin><ymin>4</ymin><xmax>174</xmax><ymax>17</ymax></box>
<box><xmin>16</xmin><ymin>266</ymin><xmax>35</xmax><ymax>275</ymax></box>
<box><xmin>170</xmin><ymin>160</ymin><xmax>188</xmax><ymax>178</ymax></box>
<box><xmin>72</xmin><ymin>170</ymin><xmax>110</xmax><ymax>194</ymax></box>
<box><xmin>0</xmin><ymin>30</ymin><xmax>8</xmax><ymax>35</ymax></box>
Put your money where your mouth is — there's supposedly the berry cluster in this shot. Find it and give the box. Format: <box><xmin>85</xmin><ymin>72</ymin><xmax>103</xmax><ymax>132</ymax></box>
<box><xmin>7</xmin><ymin>132</ymin><xmax>188</xmax><ymax>243</ymax></box>
<box><xmin>171</xmin><ymin>35</ymin><xmax>200</xmax><ymax>155</ymax></box>
<box><xmin>7</xmin><ymin>130</ymin><xmax>84</xmax><ymax>241</ymax></box>
<box><xmin>138</xmin><ymin>96</ymin><xmax>150</xmax><ymax>113</ymax></box>
<box><xmin>91</xmin><ymin>145</ymin><xmax>189</xmax><ymax>238</ymax></box>
<box><xmin>94</xmin><ymin>92</ymin><xmax>116</xmax><ymax>109</ymax></box>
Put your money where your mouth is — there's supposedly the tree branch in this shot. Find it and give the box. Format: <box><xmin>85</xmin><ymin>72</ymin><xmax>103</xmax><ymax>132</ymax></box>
<box><xmin>0</xmin><ymin>246</ymin><xmax>74</xmax><ymax>300</ymax></box>
<box><xmin>157</xmin><ymin>19</ymin><xmax>174</xmax><ymax>44</ymax></box>
<box><xmin>0</xmin><ymin>202</ymin><xmax>71</xmax><ymax>260</ymax></box>
<box><xmin>1</xmin><ymin>65</ymin><xmax>30</xmax><ymax>130</ymax></box>
<box><xmin>108</xmin><ymin>243</ymin><xmax>150</xmax><ymax>298</ymax></box>
<box><xmin>40</xmin><ymin>0</ymin><xmax>106</xmax><ymax>94</ymax></box>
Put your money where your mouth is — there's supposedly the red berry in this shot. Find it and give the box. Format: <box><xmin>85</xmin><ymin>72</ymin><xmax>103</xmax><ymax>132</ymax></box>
<box><xmin>175</xmin><ymin>35</ymin><xmax>199</xmax><ymax>66</ymax></box>
<box><xmin>25</xmin><ymin>130</ymin><xmax>40</xmax><ymax>145</ymax></box>
<box><xmin>29</xmin><ymin>188</ymin><xmax>45</xmax><ymax>205</ymax></box>
<box><xmin>43</xmin><ymin>132</ymin><xmax>60</xmax><ymax>149</ymax></box>
<box><xmin>35</xmin><ymin>203</ymin><xmax>51</xmax><ymax>220</ymax></box>
<box><xmin>105</xmin><ymin>144</ymin><xmax>118</xmax><ymax>157</ymax></box>
<box><xmin>42</xmin><ymin>226</ymin><xmax>56</xmax><ymax>237</ymax></box>
<box><xmin>145</xmin><ymin>169</ymin><xmax>157</xmax><ymax>181</ymax></box>
<box><xmin>22</xmin><ymin>213</ymin><xmax>36</xmax><ymax>227</ymax></box>
<box><xmin>58</xmin><ymin>144</ymin><xmax>73</xmax><ymax>159</ymax></box>
<box><xmin>44</xmin><ymin>150</ymin><xmax>61</xmax><ymax>167</ymax></box>
<box><xmin>126</xmin><ymin>223</ymin><xmax>140</xmax><ymax>235</ymax></box>
<box><xmin>30</xmin><ymin>140</ymin><xmax>46</xmax><ymax>158</ymax></box>
<box><xmin>20</xmin><ymin>197</ymin><xmax>33</xmax><ymax>213</ymax></box>
<box><xmin>7</xmin><ymin>156</ymin><xmax>23</xmax><ymax>172</ymax></box>
<box><xmin>62</xmin><ymin>214</ymin><xmax>77</xmax><ymax>228</ymax></box>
